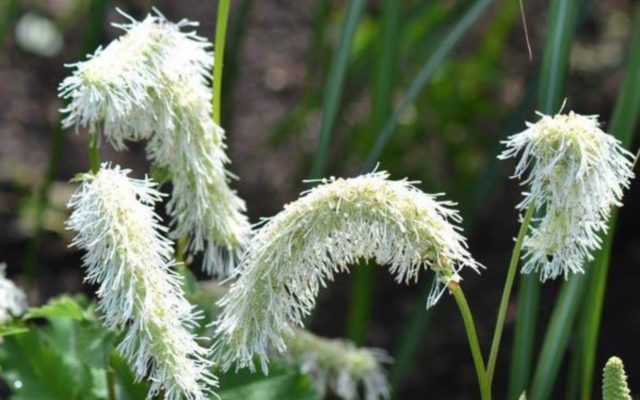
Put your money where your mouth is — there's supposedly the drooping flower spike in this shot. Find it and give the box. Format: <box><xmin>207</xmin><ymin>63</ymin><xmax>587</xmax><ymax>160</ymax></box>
<box><xmin>198</xmin><ymin>281</ymin><xmax>391</xmax><ymax>400</ymax></box>
<box><xmin>286</xmin><ymin>329</ymin><xmax>391</xmax><ymax>400</ymax></box>
<box><xmin>499</xmin><ymin>111</ymin><xmax>635</xmax><ymax>281</ymax></box>
<box><xmin>59</xmin><ymin>10</ymin><xmax>250</xmax><ymax>277</ymax></box>
<box><xmin>214</xmin><ymin>171</ymin><xmax>481</xmax><ymax>372</ymax></box>
<box><xmin>67</xmin><ymin>164</ymin><xmax>216</xmax><ymax>400</ymax></box>
<box><xmin>0</xmin><ymin>263</ymin><xmax>28</xmax><ymax>323</ymax></box>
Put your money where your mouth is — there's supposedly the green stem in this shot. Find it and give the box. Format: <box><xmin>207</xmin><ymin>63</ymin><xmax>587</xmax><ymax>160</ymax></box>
<box><xmin>450</xmin><ymin>283</ymin><xmax>491</xmax><ymax>400</ymax></box>
<box><xmin>486</xmin><ymin>205</ymin><xmax>534</xmax><ymax>384</ymax></box>
<box><xmin>212</xmin><ymin>0</ymin><xmax>231</xmax><ymax>124</ymax></box>
<box><xmin>89</xmin><ymin>131</ymin><xmax>100</xmax><ymax>173</ymax></box>
<box><xmin>107</xmin><ymin>364</ymin><xmax>116</xmax><ymax>400</ymax></box>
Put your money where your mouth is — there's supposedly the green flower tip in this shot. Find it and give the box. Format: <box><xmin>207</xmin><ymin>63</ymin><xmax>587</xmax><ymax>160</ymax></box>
<box><xmin>603</xmin><ymin>356</ymin><xmax>632</xmax><ymax>400</ymax></box>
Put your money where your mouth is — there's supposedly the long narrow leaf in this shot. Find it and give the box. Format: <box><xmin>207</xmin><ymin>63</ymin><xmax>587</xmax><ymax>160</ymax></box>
<box><xmin>347</xmin><ymin>0</ymin><xmax>402</xmax><ymax>346</ymax></box>
<box><xmin>363</xmin><ymin>0</ymin><xmax>494</xmax><ymax>171</ymax></box>
<box><xmin>508</xmin><ymin>0</ymin><xmax>580</xmax><ymax>397</ymax></box>
<box><xmin>309</xmin><ymin>0</ymin><xmax>366</xmax><ymax>179</ymax></box>
<box><xmin>529</xmin><ymin>277</ymin><xmax>585</xmax><ymax>400</ymax></box>
<box><xmin>576</xmin><ymin>6</ymin><xmax>640</xmax><ymax>399</ymax></box>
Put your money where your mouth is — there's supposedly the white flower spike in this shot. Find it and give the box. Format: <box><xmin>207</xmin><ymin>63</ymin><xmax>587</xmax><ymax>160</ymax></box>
<box><xmin>0</xmin><ymin>263</ymin><xmax>28</xmax><ymax>323</ymax></box>
<box><xmin>214</xmin><ymin>171</ymin><xmax>481</xmax><ymax>372</ymax></box>
<box><xmin>59</xmin><ymin>10</ymin><xmax>250</xmax><ymax>277</ymax></box>
<box><xmin>67</xmin><ymin>164</ymin><xmax>216</xmax><ymax>400</ymax></box>
<box><xmin>286</xmin><ymin>329</ymin><xmax>391</xmax><ymax>400</ymax></box>
<box><xmin>499</xmin><ymin>111</ymin><xmax>635</xmax><ymax>281</ymax></box>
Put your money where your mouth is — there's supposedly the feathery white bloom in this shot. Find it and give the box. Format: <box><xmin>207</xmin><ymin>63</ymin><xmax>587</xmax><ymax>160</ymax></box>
<box><xmin>197</xmin><ymin>281</ymin><xmax>391</xmax><ymax>400</ymax></box>
<box><xmin>499</xmin><ymin>111</ymin><xmax>635</xmax><ymax>280</ymax></box>
<box><xmin>66</xmin><ymin>164</ymin><xmax>216</xmax><ymax>400</ymax></box>
<box><xmin>59</xmin><ymin>10</ymin><xmax>250</xmax><ymax>276</ymax></box>
<box><xmin>286</xmin><ymin>330</ymin><xmax>391</xmax><ymax>400</ymax></box>
<box><xmin>214</xmin><ymin>171</ymin><xmax>481</xmax><ymax>372</ymax></box>
<box><xmin>0</xmin><ymin>263</ymin><xmax>28</xmax><ymax>323</ymax></box>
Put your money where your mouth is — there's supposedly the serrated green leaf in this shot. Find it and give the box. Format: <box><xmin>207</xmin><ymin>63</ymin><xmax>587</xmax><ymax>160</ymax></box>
<box><xmin>24</xmin><ymin>296</ymin><xmax>90</xmax><ymax>321</ymax></box>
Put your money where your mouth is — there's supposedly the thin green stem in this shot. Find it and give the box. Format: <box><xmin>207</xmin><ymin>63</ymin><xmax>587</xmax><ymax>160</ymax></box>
<box><xmin>89</xmin><ymin>131</ymin><xmax>100</xmax><ymax>173</ymax></box>
<box><xmin>450</xmin><ymin>283</ymin><xmax>491</xmax><ymax>400</ymax></box>
<box><xmin>487</xmin><ymin>205</ymin><xmax>534</xmax><ymax>384</ymax></box>
<box><xmin>212</xmin><ymin>0</ymin><xmax>231</xmax><ymax>124</ymax></box>
<box><xmin>107</xmin><ymin>364</ymin><xmax>116</xmax><ymax>400</ymax></box>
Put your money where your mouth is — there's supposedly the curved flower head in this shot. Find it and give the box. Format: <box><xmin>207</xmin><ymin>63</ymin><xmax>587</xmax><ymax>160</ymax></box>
<box><xmin>59</xmin><ymin>10</ymin><xmax>250</xmax><ymax>277</ymax></box>
<box><xmin>286</xmin><ymin>329</ymin><xmax>391</xmax><ymax>400</ymax></box>
<box><xmin>0</xmin><ymin>263</ymin><xmax>28</xmax><ymax>323</ymax></box>
<box><xmin>214</xmin><ymin>171</ymin><xmax>481</xmax><ymax>372</ymax></box>
<box><xmin>67</xmin><ymin>164</ymin><xmax>216</xmax><ymax>400</ymax></box>
<box><xmin>499</xmin><ymin>111</ymin><xmax>635</xmax><ymax>280</ymax></box>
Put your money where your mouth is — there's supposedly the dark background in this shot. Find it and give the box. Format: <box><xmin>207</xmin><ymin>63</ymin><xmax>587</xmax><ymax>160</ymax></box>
<box><xmin>0</xmin><ymin>0</ymin><xmax>638</xmax><ymax>398</ymax></box>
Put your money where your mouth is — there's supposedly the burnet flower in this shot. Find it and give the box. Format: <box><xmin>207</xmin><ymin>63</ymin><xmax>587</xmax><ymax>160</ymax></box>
<box><xmin>67</xmin><ymin>164</ymin><xmax>216</xmax><ymax>400</ymax></box>
<box><xmin>198</xmin><ymin>281</ymin><xmax>391</xmax><ymax>400</ymax></box>
<box><xmin>214</xmin><ymin>171</ymin><xmax>481</xmax><ymax>372</ymax></box>
<box><xmin>286</xmin><ymin>329</ymin><xmax>391</xmax><ymax>400</ymax></box>
<box><xmin>59</xmin><ymin>10</ymin><xmax>250</xmax><ymax>277</ymax></box>
<box><xmin>499</xmin><ymin>111</ymin><xmax>635</xmax><ymax>280</ymax></box>
<box><xmin>0</xmin><ymin>263</ymin><xmax>28</xmax><ymax>323</ymax></box>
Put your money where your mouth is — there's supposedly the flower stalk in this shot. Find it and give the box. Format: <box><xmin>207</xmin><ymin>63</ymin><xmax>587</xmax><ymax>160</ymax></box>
<box><xmin>449</xmin><ymin>282</ymin><xmax>491</xmax><ymax>400</ymax></box>
<box><xmin>486</xmin><ymin>204</ymin><xmax>535</xmax><ymax>384</ymax></box>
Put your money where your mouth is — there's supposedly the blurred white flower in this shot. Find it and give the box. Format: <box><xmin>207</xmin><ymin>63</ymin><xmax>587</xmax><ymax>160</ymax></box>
<box><xmin>0</xmin><ymin>263</ymin><xmax>28</xmax><ymax>323</ymax></box>
<box><xmin>286</xmin><ymin>329</ymin><xmax>391</xmax><ymax>400</ymax></box>
<box><xmin>214</xmin><ymin>171</ymin><xmax>480</xmax><ymax>372</ymax></box>
<box><xmin>499</xmin><ymin>111</ymin><xmax>635</xmax><ymax>280</ymax></box>
<box><xmin>59</xmin><ymin>10</ymin><xmax>250</xmax><ymax>277</ymax></box>
<box><xmin>67</xmin><ymin>164</ymin><xmax>216</xmax><ymax>400</ymax></box>
<box><xmin>15</xmin><ymin>13</ymin><xmax>63</xmax><ymax>57</ymax></box>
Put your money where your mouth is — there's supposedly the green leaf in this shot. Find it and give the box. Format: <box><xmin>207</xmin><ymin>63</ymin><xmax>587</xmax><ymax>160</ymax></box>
<box><xmin>529</xmin><ymin>276</ymin><xmax>585</xmax><ymax>400</ymax></box>
<box><xmin>24</xmin><ymin>296</ymin><xmax>90</xmax><ymax>321</ymax></box>
<box><xmin>0</xmin><ymin>323</ymin><xmax>28</xmax><ymax>337</ymax></box>
<box><xmin>110</xmin><ymin>354</ymin><xmax>149</xmax><ymax>400</ymax></box>
<box><xmin>363</xmin><ymin>0</ymin><xmax>494</xmax><ymax>171</ymax></box>
<box><xmin>574</xmin><ymin>6</ymin><xmax>640</xmax><ymax>399</ymax></box>
<box><xmin>219</xmin><ymin>370</ymin><xmax>319</xmax><ymax>400</ymax></box>
<box><xmin>0</xmin><ymin>318</ymin><xmax>107</xmax><ymax>400</ymax></box>
<box><xmin>309</xmin><ymin>0</ymin><xmax>367</xmax><ymax>179</ymax></box>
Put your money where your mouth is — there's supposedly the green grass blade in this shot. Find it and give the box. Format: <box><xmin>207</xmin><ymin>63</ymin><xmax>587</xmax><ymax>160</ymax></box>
<box><xmin>309</xmin><ymin>0</ymin><xmax>366</xmax><ymax>179</ymax></box>
<box><xmin>529</xmin><ymin>276</ymin><xmax>586</xmax><ymax>400</ymax></box>
<box><xmin>0</xmin><ymin>0</ymin><xmax>19</xmax><ymax>48</ymax></box>
<box><xmin>363</xmin><ymin>0</ymin><xmax>494</xmax><ymax>171</ymax></box>
<box><xmin>508</xmin><ymin>0</ymin><xmax>580</xmax><ymax>396</ymax></box>
<box><xmin>538</xmin><ymin>0</ymin><xmax>578</xmax><ymax>113</ymax></box>
<box><xmin>222</xmin><ymin>0</ymin><xmax>255</xmax><ymax>123</ymax></box>
<box><xmin>347</xmin><ymin>0</ymin><xmax>401</xmax><ymax>346</ymax></box>
<box><xmin>212</xmin><ymin>0</ymin><xmax>231</xmax><ymax>124</ymax></box>
<box><xmin>577</xmin><ymin>6</ymin><xmax>640</xmax><ymax>399</ymax></box>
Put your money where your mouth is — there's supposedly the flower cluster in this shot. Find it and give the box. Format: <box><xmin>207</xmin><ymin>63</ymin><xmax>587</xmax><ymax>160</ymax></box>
<box><xmin>60</xmin><ymin>11</ymin><xmax>250</xmax><ymax>276</ymax></box>
<box><xmin>197</xmin><ymin>281</ymin><xmax>391</xmax><ymax>400</ymax></box>
<box><xmin>500</xmin><ymin>111</ymin><xmax>635</xmax><ymax>280</ymax></box>
<box><xmin>67</xmin><ymin>164</ymin><xmax>215</xmax><ymax>400</ymax></box>
<box><xmin>286</xmin><ymin>329</ymin><xmax>391</xmax><ymax>400</ymax></box>
<box><xmin>214</xmin><ymin>171</ymin><xmax>481</xmax><ymax>372</ymax></box>
<box><xmin>0</xmin><ymin>263</ymin><xmax>28</xmax><ymax>323</ymax></box>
